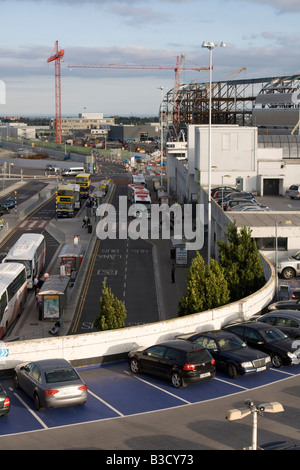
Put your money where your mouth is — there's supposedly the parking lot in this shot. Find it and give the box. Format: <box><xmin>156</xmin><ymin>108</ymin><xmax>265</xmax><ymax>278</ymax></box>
<box><xmin>0</xmin><ymin>359</ymin><xmax>299</xmax><ymax>440</ymax></box>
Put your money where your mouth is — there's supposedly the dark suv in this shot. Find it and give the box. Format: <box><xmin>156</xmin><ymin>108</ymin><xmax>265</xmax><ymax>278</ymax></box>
<box><xmin>128</xmin><ymin>339</ymin><xmax>216</xmax><ymax>388</ymax></box>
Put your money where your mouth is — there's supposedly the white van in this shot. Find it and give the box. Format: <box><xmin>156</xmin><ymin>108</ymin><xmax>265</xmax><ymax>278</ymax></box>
<box><xmin>62</xmin><ymin>167</ymin><xmax>85</xmax><ymax>176</ymax></box>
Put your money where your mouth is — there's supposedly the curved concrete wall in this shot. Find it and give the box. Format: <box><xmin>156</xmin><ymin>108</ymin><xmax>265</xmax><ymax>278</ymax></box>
<box><xmin>1</xmin><ymin>255</ymin><xmax>275</xmax><ymax>373</ymax></box>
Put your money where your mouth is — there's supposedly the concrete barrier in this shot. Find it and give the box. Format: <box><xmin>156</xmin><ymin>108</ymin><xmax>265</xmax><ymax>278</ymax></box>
<box><xmin>1</xmin><ymin>254</ymin><xmax>274</xmax><ymax>375</ymax></box>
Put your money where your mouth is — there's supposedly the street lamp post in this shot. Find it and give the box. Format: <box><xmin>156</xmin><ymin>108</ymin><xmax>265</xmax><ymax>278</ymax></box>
<box><xmin>158</xmin><ymin>86</ymin><xmax>164</xmax><ymax>186</ymax></box>
<box><xmin>202</xmin><ymin>41</ymin><xmax>226</xmax><ymax>264</ymax></box>
<box><xmin>226</xmin><ymin>399</ymin><xmax>284</xmax><ymax>450</ymax></box>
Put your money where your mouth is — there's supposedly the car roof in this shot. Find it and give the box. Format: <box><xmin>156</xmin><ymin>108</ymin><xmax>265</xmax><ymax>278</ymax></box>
<box><xmin>227</xmin><ymin>321</ymin><xmax>274</xmax><ymax>330</ymax></box>
<box><xmin>158</xmin><ymin>340</ymin><xmax>204</xmax><ymax>351</ymax></box>
<box><xmin>29</xmin><ymin>358</ymin><xmax>72</xmax><ymax>370</ymax></box>
<box><xmin>262</xmin><ymin>310</ymin><xmax>300</xmax><ymax>319</ymax></box>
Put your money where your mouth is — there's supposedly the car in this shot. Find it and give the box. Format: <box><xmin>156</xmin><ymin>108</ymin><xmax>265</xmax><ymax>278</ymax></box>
<box><xmin>3</xmin><ymin>198</ymin><xmax>15</xmax><ymax>209</ymax></box>
<box><xmin>223</xmin><ymin>322</ymin><xmax>300</xmax><ymax>368</ymax></box>
<box><xmin>176</xmin><ymin>330</ymin><xmax>271</xmax><ymax>379</ymax></box>
<box><xmin>277</xmin><ymin>251</ymin><xmax>300</xmax><ymax>279</ymax></box>
<box><xmin>13</xmin><ymin>358</ymin><xmax>88</xmax><ymax>410</ymax></box>
<box><xmin>0</xmin><ymin>383</ymin><xmax>10</xmax><ymax>417</ymax></box>
<box><xmin>216</xmin><ymin>191</ymin><xmax>256</xmax><ymax>208</ymax></box>
<box><xmin>224</xmin><ymin>199</ymin><xmax>263</xmax><ymax>211</ymax></box>
<box><xmin>286</xmin><ymin>184</ymin><xmax>300</xmax><ymax>199</ymax></box>
<box><xmin>128</xmin><ymin>340</ymin><xmax>216</xmax><ymax>388</ymax></box>
<box><xmin>211</xmin><ymin>186</ymin><xmax>236</xmax><ymax>198</ymax></box>
<box><xmin>45</xmin><ymin>164</ymin><xmax>59</xmax><ymax>173</ymax></box>
<box><xmin>258</xmin><ymin>440</ymin><xmax>300</xmax><ymax>450</ymax></box>
<box><xmin>291</xmin><ymin>288</ymin><xmax>300</xmax><ymax>299</ymax></box>
<box><xmin>268</xmin><ymin>299</ymin><xmax>300</xmax><ymax>312</ymax></box>
<box><xmin>229</xmin><ymin>205</ymin><xmax>267</xmax><ymax>212</ymax></box>
<box><xmin>0</xmin><ymin>204</ymin><xmax>9</xmax><ymax>216</ymax></box>
<box><xmin>256</xmin><ymin>310</ymin><xmax>300</xmax><ymax>340</ymax></box>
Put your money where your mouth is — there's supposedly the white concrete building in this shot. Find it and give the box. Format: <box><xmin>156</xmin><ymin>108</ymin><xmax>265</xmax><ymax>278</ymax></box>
<box><xmin>166</xmin><ymin>124</ymin><xmax>300</xmax><ymax>260</ymax></box>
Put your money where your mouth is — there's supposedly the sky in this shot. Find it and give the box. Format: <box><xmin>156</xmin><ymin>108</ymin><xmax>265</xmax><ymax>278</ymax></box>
<box><xmin>1</xmin><ymin>0</ymin><xmax>300</xmax><ymax>117</ymax></box>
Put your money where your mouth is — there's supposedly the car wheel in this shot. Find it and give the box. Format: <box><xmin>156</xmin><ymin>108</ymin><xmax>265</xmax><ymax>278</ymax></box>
<box><xmin>171</xmin><ymin>371</ymin><xmax>182</xmax><ymax>388</ymax></box>
<box><xmin>34</xmin><ymin>392</ymin><xmax>42</xmax><ymax>411</ymax></box>
<box><xmin>271</xmin><ymin>353</ymin><xmax>283</xmax><ymax>368</ymax></box>
<box><xmin>130</xmin><ymin>358</ymin><xmax>140</xmax><ymax>374</ymax></box>
<box><xmin>227</xmin><ymin>363</ymin><xmax>238</xmax><ymax>379</ymax></box>
<box><xmin>281</xmin><ymin>267</ymin><xmax>296</xmax><ymax>280</ymax></box>
<box><xmin>13</xmin><ymin>373</ymin><xmax>19</xmax><ymax>389</ymax></box>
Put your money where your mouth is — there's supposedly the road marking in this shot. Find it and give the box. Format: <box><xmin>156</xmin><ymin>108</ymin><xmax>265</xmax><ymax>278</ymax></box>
<box><xmin>215</xmin><ymin>377</ymin><xmax>248</xmax><ymax>390</ymax></box>
<box><xmin>87</xmin><ymin>390</ymin><xmax>124</xmax><ymax>416</ymax></box>
<box><xmin>125</xmin><ymin>371</ymin><xmax>191</xmax><ymax>404</ymax></box>
<box><xmin>13</xmin><ymin>392</ymin><xmax>48</xmax><ymax>429</ymax></box>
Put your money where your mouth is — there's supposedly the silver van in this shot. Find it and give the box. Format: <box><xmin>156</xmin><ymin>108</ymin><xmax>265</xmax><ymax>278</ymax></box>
<box><xmin>61</xmin><ymin>167</ymin><xmax>85</xmax><ymax>176</ymax></box>
<box><xmin>287</xmin><ymin>184</ymin><xmax>300</xmax><ymax>199</ymax></box>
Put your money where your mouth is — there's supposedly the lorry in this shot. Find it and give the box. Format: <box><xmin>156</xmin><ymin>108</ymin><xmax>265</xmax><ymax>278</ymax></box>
<box><xmin>128</xmin><ymin>184</ymin><xmax>151</xmax><ymax>218</ymax></box>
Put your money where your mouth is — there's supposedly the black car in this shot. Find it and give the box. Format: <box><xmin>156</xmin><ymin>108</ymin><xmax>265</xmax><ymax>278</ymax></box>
<box><xmin>3</xmin><ymin>198</ymin><xmax>15</xmax><ymax>209</ymax></box>
<box><xmin>256</xmin><ymin>310</ymin><xmax>300</xmax><ymax>340</ymax></box>
<box><xmin>223</xmin><ymin>322</ymin><xmax>300</xmax><ymax>368</ymax></box>
<box><xmin>0</xmin><ymin>383</ymin><xmax>10</xmax><ymax>416</ymax></box>
<box><xmin>268</xmin><ymin>299</ymin><xmax>300</xmax><ymax>312</ymax></box>
<box><xmin>0</xmin><ymin>204</ymin><xmax>9</xmax><ymax>216</ymax></box>
<box><xmin>211</xmin><ymin>186</ymin><xmax>236</xmax><ymax>198</ymax></box>
<box><xmin>128</xmin><ymin>340</ymin><xmax>216</xmax><ymax>388</ymax></box>
<box><xmin>177</xmin><ymin>330</ymin><xmax>271</xmax><ymax>379</ymax></box>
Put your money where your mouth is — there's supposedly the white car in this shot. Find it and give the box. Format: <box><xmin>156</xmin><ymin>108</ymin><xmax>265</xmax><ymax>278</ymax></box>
<box><xmin>277</xmin><ymin>251</ymin><xmax>300</xmax><ymax>279</ymax></box>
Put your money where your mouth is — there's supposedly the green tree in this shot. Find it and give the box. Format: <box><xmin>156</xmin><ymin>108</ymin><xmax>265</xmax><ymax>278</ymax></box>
<box><xmin>218</xmin><ymin>221</ymin><xmax>265</xmax><ymax>302</ymax></box>
<box><xmin>178</xmin><ymin>252</ymin><xmax>230</xmax><ymax>316</ymax></box>
<box><xmin>94</xmin><ymin>283</ymin><xmax>127</xmax><ymax>331</ymax></box>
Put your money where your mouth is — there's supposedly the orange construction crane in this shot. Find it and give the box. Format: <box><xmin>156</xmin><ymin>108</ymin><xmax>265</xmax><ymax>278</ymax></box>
<box><xmin>47</xmin><ymin>41</ymin><xmax>64</xmax><ymax>144</ymax></box>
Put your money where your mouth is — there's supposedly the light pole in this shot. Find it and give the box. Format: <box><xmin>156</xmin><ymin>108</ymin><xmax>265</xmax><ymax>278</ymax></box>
<box><xmin>157</xmin><ymin>86</ymin><xmax>164</xmax><ymax>186</ymax></box>
<box><xmin>202</xmin><ymin>41</ymin><xmax>226</xmax><ymax>264</ymax></box>
<box><xmin>226</xmin><ymin>399</ymin><xmax>284</xmax><ymax>450</ymax></box>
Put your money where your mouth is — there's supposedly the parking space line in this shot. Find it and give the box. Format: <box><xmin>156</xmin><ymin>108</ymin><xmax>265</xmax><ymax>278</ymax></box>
<box><xmin>126</xmin><ymin>372</ymin><xmax>191</xmax><ymax>404</ymax></box>
<box><xmin>87</xmin><ymin>390</ymin><xmax>124</xmax><ymax>416</ymax></box>
<box><xmin>270</xmin><ymin>368</ymin><xmax>295</xmax><ymax>376</ymax></box>
<box><xmin>13</xmin><ymin>393</ymin><xmax>48</xmax><ymax>429</ymax></box>
<box><xmin>215</xmin><ymin>378</ymin><xmax>248</xmax><ymax>390</ymax></box>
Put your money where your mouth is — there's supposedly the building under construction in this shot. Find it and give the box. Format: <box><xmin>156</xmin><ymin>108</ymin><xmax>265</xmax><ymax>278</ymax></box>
<box><xmin>163</xmin><ymin>73</ymin><xmax>300</xmax><ymax>157</ymax></box>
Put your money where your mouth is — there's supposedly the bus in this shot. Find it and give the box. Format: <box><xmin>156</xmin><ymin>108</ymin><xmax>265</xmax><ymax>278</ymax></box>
<box><xmin>0</xmin><ymin>263</ymin><xmax>27</xmax><ymax>339</ymax></box>
<box><xmin>3</xmin><ymin>233</ymin><xmax>46</xmax><ymax>289</ymax></box>
<box><xmin>75</xmin><ymin>173</ymin><xmax>91</xmax><ymax>198</ymax></box>
<box><xmin>56</xmin><ymin>184</ymin><xmax>80</xmax><ymax>217</ymax></box>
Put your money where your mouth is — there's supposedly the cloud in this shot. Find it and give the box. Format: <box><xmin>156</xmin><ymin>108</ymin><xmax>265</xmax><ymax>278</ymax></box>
<box><xmin>234</xmin><ymin>0</ymin><xmax>300</xmax><ymax>13</ymax></box>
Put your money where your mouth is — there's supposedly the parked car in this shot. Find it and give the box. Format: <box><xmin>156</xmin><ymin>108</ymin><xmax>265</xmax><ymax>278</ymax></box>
<box><xmin>0</xmin><ymin>204</ymin><xmax>9</xmax><ymax>216</ymax></box>
<box><xmin>256</xmin><ymin>310</ymin><xmax>300</xmax><ymax>340</ymax></box>
<box><xmin>259</xmin><ymin>440</ymin><xmax>300</xmax><ymax>450</ymax></box>
<box><xmin>3</xmin><ymin>198</ymin><xmax>15</xmax><ymax>209</ymax></box>
<box><xmin>0</xmin><ymin>383</ymin><xmax>10</xmax><ymax>416</ymax></box>
<box><xmin>268</xmin><ymin>299</ymin><xmax>300</xmax><ymax>311</ymax></box>
<box><xmin>128</xmin><ymin>340</ymin><xmax>216</xmax><ymax>388</ymax></box>
<box><xmin>229</xmin><ymin>204</ymin><xmax>268</xmax><ymax>212</ymax></box>
<box><xmin>277</xmin><ymin>251</ymin><xmax>300</xmax><ymax>279</ymax></box>
<box><xmin>286</xmin><ymin>184</ymin><xmax>300</xmax><ymax>199</ymax></box>
<box><xmin>176</xmin><ymin>330</ymin><xmax>271</xmax><ymax>379</ymax></box>
<box><xmin>13</xmin><ymin>358</ymin><xmax>88</xmax><ymax>410</ymax></box>
<box><xmin>211</xmin><ymin>186</ymin><xmax>236</xmax><ymax>198</ymax></box>
<box><xmin>224</xmin><ymin>199</ymin><xmax>266</xmax><ymax>211</ymax></box>
<box><xmin>223</xmin><ymin>322</ymin><xmax>300</xmax><ymax>367</ymax></box>
<box><xmin>291</xmin><ymin>288</ymin><xmax>300</xmax><ymax>299</ymax></box>
<box><xmin>217</xmin><ymin>191</ymin><xmax>256</xmax><ymax>208</ymax></box>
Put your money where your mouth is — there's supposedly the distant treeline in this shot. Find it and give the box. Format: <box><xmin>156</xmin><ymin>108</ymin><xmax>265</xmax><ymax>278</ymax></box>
<box><xmin>1</xmin><ymin>116</ymin><xmax>159</xmax><ymax>126</ymax></box>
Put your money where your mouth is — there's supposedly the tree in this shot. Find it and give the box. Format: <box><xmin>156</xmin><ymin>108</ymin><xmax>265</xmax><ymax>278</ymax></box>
<box><xmin>218</xmin><ymin>221</ymin><xmax>265</xmax><ymax>302</ymax></box>
<box><xmin>94</xmin><ymin>283</ymin><xmax>127</xmax><ymax>331</ymax></box>
<box><xmin>178</xmin><ymin>252</ymin><xmax>230</xmax><ymax>316</ymax></box>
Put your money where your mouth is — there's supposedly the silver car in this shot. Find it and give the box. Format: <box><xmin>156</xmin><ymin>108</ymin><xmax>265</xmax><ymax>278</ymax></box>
<box><xmin>13</xmin><ymin>358</ymin><xmax>88</xmax><ymax>410</ymax></box>
<box><xmin>277</xmin><ymin>251</ymin><xmax>300</xmax><ymax>279</ymax></box>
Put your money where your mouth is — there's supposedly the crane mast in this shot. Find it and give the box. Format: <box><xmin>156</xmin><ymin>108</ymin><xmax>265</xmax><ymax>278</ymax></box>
<box><xmin>47</xmin><ymin>41</ymin><xmax>64</xmax><ymax>144</ymax></box>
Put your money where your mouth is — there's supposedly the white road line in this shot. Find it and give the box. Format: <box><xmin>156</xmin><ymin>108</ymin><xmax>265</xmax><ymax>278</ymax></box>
<box><xmin>215</xmin><ymin>377</ymin><xmax>248</xmax><ymax>390</ymax></box>
<box><xmin>87</xmin><ymin>390</ymin><xmax>124</xmax><ymax>416</ymax></box>
<box><xmin>125</xmin><ymin>371</ymin><xmax>191</xmax><ymax>404</ymax></box>
<box><xmin>13</xmin><ymin>393</ymin><xmax>48</xmax><ymax>429</ymax></box>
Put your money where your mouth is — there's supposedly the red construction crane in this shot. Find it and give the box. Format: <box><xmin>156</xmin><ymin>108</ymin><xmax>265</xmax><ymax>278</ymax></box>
<box><xmin>47</xmin><ymin>41</ymin><xmax>64</xmax><ymax>144</ymax></box>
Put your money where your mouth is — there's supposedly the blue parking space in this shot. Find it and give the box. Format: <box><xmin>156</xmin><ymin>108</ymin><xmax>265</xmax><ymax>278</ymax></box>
<box><xmin>0</xmin><ymin>361</ymin><xmax>299</xmax><ymax>437</ymax></box>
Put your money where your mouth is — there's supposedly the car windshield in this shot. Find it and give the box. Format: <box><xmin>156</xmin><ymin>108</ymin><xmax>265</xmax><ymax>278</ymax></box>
<box><xmin>218</xmin><ymin>336</ymin><xmax>246</xmax><ymax>351</ymax></box>
<box><xmin>45</xmin><ymin>368</ymin><xmax>80</xmax><ymax>383</ymax></box>
<box><xmin>259</xmin><ymin>328</ymin><xmax>287</xmax><ymax>343</ymax></box>
<box><xmin>291</xmin><ymin>251</ymin><xmax>300</xmax><ymax>261</ymax></box>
